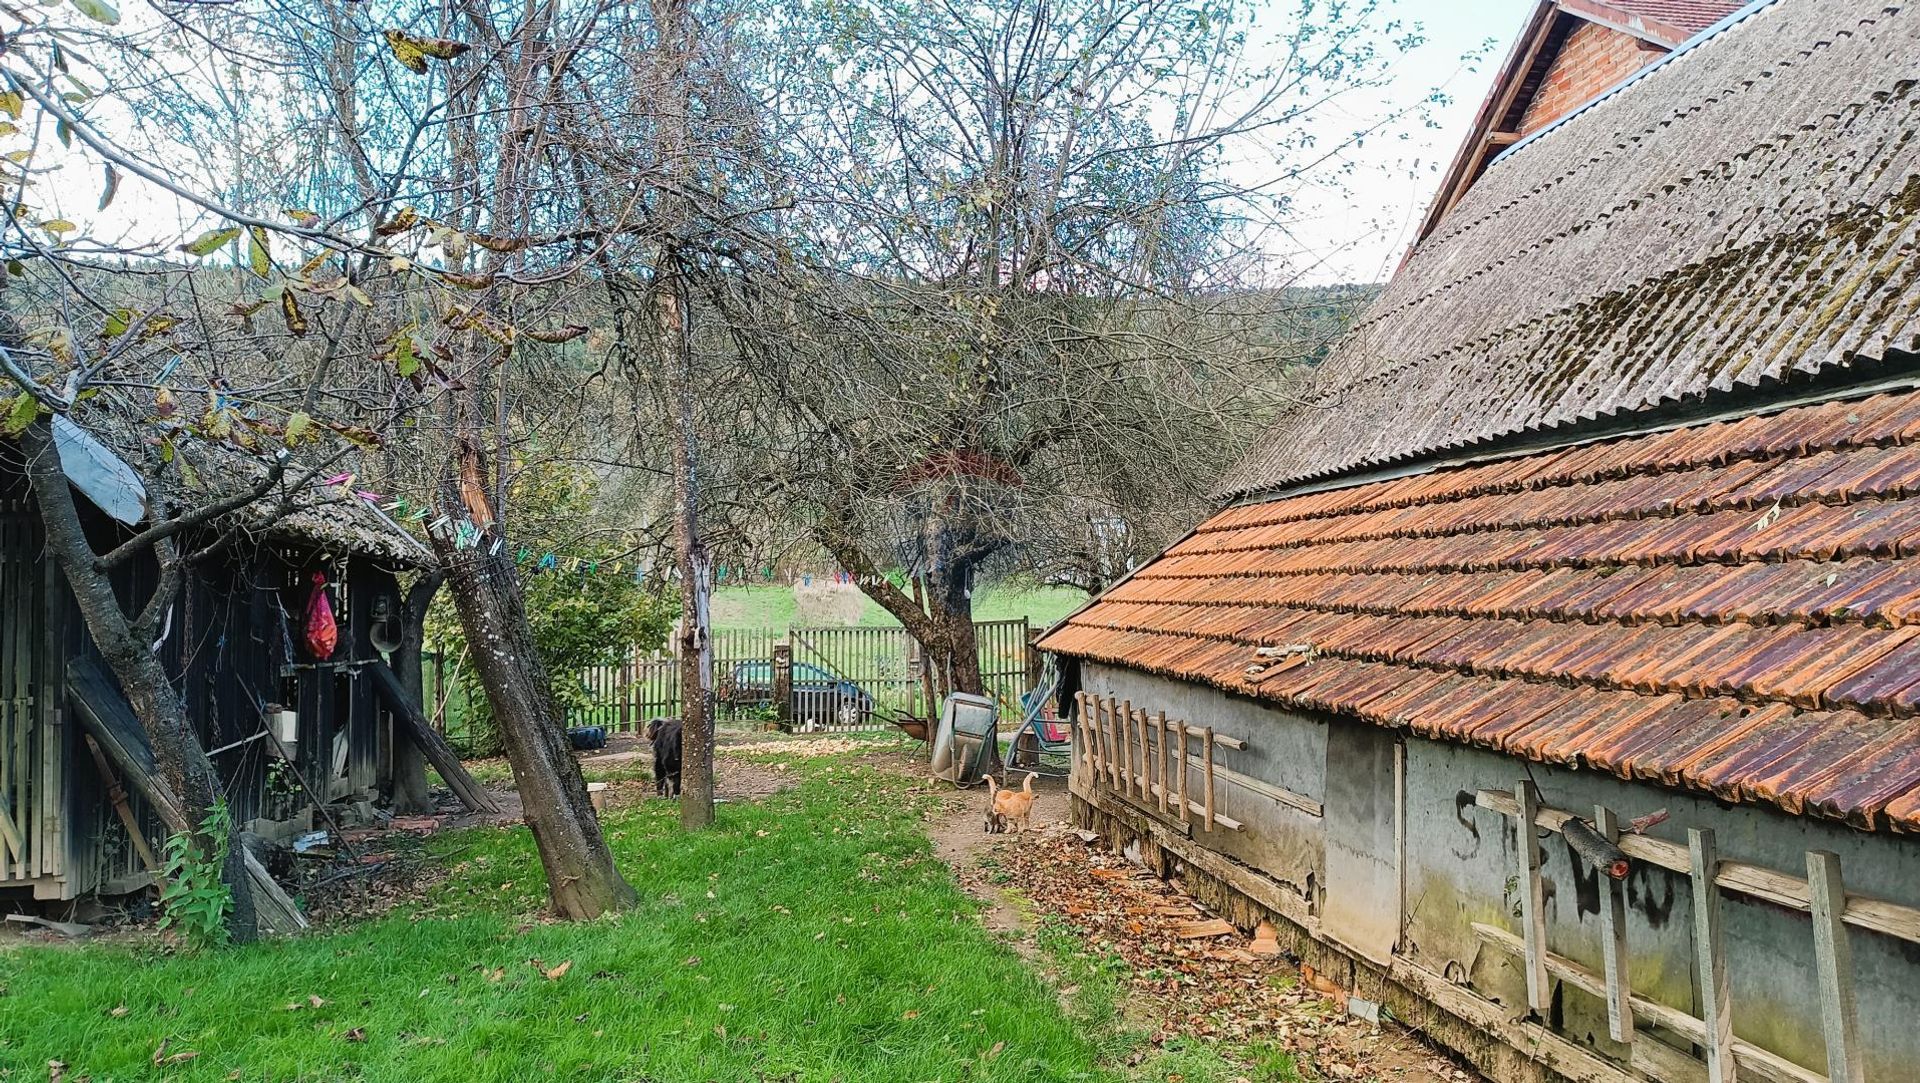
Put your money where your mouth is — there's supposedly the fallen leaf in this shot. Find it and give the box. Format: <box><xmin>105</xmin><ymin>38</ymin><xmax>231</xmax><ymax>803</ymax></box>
<box><xmin>109</xmin><ymin>1004</ymin><xmax>128</xmax><ymax>1017</ymax></box>
<box><xmin>544</xmin><ymin>960</ymin><xmax>573</xmax><ymax>981</ymax></box>
<box><xmin>343</xmin><ymin>1027</ymin><xmax>366</xmax><ymax>1042</ymax></box>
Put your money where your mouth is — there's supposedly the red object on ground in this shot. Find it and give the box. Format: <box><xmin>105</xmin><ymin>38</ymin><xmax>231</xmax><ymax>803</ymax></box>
<box><xmin>305</xmin><ymin>571</ymin><xmax>338</xmax><ymax>660</ymax></box>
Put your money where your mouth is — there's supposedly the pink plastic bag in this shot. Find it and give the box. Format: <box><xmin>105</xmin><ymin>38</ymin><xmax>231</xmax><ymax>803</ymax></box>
<box><xmin>305</xmin><ymin>571</ymin><xmax>338</xmax><ymax>660</ymax></box>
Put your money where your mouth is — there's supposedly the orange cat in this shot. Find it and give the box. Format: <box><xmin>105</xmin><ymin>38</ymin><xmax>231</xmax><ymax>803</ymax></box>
<box><xmin>986</xmin><ymin>772</ymin><xmax>1038</xmax><ymax>832</ymax></box>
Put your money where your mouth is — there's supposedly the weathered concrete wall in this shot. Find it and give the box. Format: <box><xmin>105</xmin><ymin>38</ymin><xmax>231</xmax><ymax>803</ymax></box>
<box><xmin>1075</xmin><ymin>661</ymin><xmax>1920</xmax><ymax>1082</ymax></box>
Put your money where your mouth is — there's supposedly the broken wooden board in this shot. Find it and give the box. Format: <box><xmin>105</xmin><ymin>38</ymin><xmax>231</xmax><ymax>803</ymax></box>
<box><xmin>1175</xmin><ymin>918</ymin><xmax>1236</xmax><ymax>939</ymax></box>
<box><xmin>67</xmin><ymin>656</ymin><xmax>309</xmax><ymax>936</ymax></box>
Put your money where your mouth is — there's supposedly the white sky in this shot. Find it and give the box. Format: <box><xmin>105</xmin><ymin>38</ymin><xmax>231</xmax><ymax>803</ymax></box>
<box><xmin>35</xmin><ymin>0</ymin><xmax>1538</xmax><ymax>286</ymax></box>
<box><xmin>1268</xmin><ymin>0</ymin><xmax>1535</xmax><ymax>283</ymax></box>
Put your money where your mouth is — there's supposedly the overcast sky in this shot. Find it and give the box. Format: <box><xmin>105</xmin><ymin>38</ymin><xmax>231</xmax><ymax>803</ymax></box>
<box><xmin>40</xmin><ymin>0</ymin><xmax>1540</xmax><ymax>288</ymax></box>
<box><xmin>1281</xmin><ymin>0</ymin><xmax>1534</xmax><ymax>283</ymax></box>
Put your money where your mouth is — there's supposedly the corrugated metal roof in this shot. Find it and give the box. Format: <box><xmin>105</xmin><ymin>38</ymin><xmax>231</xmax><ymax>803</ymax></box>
<box><xmin>1044</xmin><ymin>387</ymin><xmax>1920</xmax><ymax>832</ymax></box>
<box><xmin>1217</xmin><ymin>0</ymin><xmax>1920</xmax><ymax>500</ymax></box>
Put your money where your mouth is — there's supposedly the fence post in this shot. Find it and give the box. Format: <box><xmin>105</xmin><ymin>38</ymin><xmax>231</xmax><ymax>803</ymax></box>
<box><xmin>773</xmin><ymin>642</ymin><xmax>793</xmax><ymax>730</ymax></box>
<box><xmin>1025</xmin><ymin>623</ymin><xmax>1042</xmax><ymax>690</ymax></box>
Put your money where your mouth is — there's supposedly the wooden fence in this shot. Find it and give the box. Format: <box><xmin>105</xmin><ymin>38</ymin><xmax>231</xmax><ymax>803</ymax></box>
<box><xmin>425</xmin><ymin>619</ymin><xmax>1035</xmax><ymax>752</ymax></box>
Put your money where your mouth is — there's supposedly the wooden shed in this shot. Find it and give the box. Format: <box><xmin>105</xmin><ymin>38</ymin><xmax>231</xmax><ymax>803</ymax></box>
<box><xmin>0</xmin><ymin>428</ymin><xmax>480</xmax><ymax>906</ymax></box>
<box><xmin>1044</xmin><ymin>2</ymin><xmax>1920</xmax><ymax>1081</ymax></box>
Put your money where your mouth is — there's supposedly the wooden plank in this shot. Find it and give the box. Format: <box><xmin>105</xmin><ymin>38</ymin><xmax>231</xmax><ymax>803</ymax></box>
<box><xmin>1154</xmin><ymin>712</ymin><xmax>1168</xmax><ymax>814</ymax></box>
<box><xmin>1690</xmin><ymin>828</ymin><xmax>1735</xmax><ymax>1083</ymax></box>
<box><xmin>1595</xmin><ymin>805</ymin><xmax>1634</xmax><ymax>1044</ymax></box>
<box><xmin>1472</xmin><ymin>923</ymin><xmax>1824</xmax><ymax>1083</ymax></box>
<box><xmin>1118</xmin><ymin>699</ymin><xmax>1133</xmax><ymax>797</ymax></box>
<box><xmin>1201</xmin><ymin>726</ymin><xmax>1215</xmax><ymax>832</ymax></box>
<box><xmin>1175</xmin><ymin>718</ymin><xmax>1188</xmax><ymax>824</ymax></box>
<box><xmin>1806</xmin><ymin>851</ymin><xmax>1862</xmax><ymax>1083</ymax></box>
<box><xmin>1104</xmin><ymin>696</ymin><xmax>1119</xmax><ymax>791</ymax></box>
<box><xmin>1476</xmin><ymin>789</ymin><xmax>1920</xmax><ymax>946</ymax></box>
<box><xmin>1516</xmin><ymin>781</ymin><xmax>1550</xmax><ymax>1013</ymax></box>
<box><xmin>1128</xmin><ymin>706</ymin><xmax>1144</xmax><ymax>798</ymax></box>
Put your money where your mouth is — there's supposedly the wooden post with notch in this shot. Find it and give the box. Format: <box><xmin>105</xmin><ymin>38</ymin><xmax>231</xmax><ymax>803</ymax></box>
<box><xmin>1128</xmin><ymin>706</ymin><xmax>1144</xmax><ymax>798</ymax></box>
<box><xmin>1175</xmin><ymin>719</ymin><xmax>1189</xmax><ymax>825</ymax></box>
<box><xmin>1807</xmin><ymin>850</ymin><xmax>1862</xmax><ymax>1083</ymax></box>
<box><xmin>1154</xmin><ymin>711</ymin><xmax>1169</xmax><ymax>813</ymax></box>
<box><xmin>1594</xmin><ymin>805</ymin><xmax>1634</xmax><ymax>1043</ymax></box>
<box><xmin>1516</xmin><ymin>780</ymin><xmax>1549</xmax><ymax>1013</ymax></box>
<box><xmin>1200</xmin><ymin>726</ymin><xmax>1216</xmax><ymax>832</ymax></box>
<box><xmin>1689</xmin><ymin>828</ymin><xmax>1735</xmax><ymax>1083</ymax></box>
<box><xmin>1105</xmin><ymin>698</ymin><xmax>1121</xmax><ymax>791</ymax></box>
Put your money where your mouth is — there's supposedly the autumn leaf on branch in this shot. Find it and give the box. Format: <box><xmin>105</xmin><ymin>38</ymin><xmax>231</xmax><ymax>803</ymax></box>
<box><xmin>383</xmin><ymin>30</ymin><xmax>471</xmax><ymax>75</ymax></box>
<box><xmin>372</xmin><ymin>206</ymin><xmax>419</xmax><ymax>237</ymax></box>
<box><xmin>179</xmin><ymin>226</ymin><xmax>240</xmax><ymax>257</ymax></box>
<box><xmin>440</xmin><ymin>270</ymin><xmax>495</xmax><ymax>290</ymax></box>
<box><xmin>280</xmin><ymin>290</ymin><xmax>309</xmax><ymax>336</ymax></box>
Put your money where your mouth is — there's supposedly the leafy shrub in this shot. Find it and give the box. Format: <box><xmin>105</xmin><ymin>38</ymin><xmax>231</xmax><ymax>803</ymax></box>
<box><xmin>158</xmin><ymin>800</ymin><xmax>233</xmax><ymax>948</ymax></box>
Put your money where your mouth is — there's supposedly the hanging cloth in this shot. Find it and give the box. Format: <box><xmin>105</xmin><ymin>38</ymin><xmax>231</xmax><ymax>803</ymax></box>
<box><xmin>304</xmin><ymin>571</ymin><xmax>339</xmax><ymax>660</ymax></box>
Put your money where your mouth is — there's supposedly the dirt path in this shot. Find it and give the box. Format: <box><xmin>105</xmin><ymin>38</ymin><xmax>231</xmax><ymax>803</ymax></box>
<box><xmin>890</xmin><ymin>749</ymin><xmax>1474</xmax><ymax>1083</ymax></box>
<box><xmin>917</xmin><ymin>761</ymin><xmax>1073</xmax><ymax>944</ymax></box>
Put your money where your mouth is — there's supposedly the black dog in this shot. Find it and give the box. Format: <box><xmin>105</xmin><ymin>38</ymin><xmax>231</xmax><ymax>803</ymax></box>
<box><xmin>646</xmin><ymin>717</ymin><xmax>683</xmax><ymax>798</ymax></box>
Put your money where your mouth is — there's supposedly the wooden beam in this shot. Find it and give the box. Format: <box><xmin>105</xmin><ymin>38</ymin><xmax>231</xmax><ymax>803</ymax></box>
<box><xmin>1118</xmin><ymin>699</ymin><xmax>1133</xmax><ymax>798</ymax></box>
<box><xmin>1175</xmin><ymin>718</ymin><xmax>1188</xmax><ymax>825</ymax></box>
<box><xmin>1472</xmin><ymin>922</ymin><xmax>1826</xmax><ymax>1083</ymax></box>
<box><xmin>1806</xmin><ymin>851</ymin><xmax>1862</xmax><ymax>1083</ymax></box>
<box><xmin>1594</xmin><ymin>805</ymin><xmax>1634</xmax><ymax>1044</ymax></box>
<box><xmin>1516</xmin><ymin>780</ymin><xmax>1550</xmax><ymax>1013</ymax></box>
<box><xmin>1690</xmin><ymin>828</ymin><xmax>1735</xmax><ymax>1083</ymax></box>
<box><xmin>1201</xmin><ymin>726</ymin><xmax>1216</xmax><ymax>832</ymax></box>
<box><xmin>1476</xmin><ymin>789</ymin><xmax>1920</xmax><ymax>945</ymax></box>
<box><xmin>1154</xmin><ymin>712</ymin><xmax>1168</xmax><ymax>814</ymax></box>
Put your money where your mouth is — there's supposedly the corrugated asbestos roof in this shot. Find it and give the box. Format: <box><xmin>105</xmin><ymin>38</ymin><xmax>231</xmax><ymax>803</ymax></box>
<box><xmin>1217</xmin><ymin>0</ymin><xmax>1920</xmax><ymax>500</ymax></box>
<box><xmin>1042</xmin><ymin>387</ymin><xmax>1920</xmax><ymax>832</ymax></box>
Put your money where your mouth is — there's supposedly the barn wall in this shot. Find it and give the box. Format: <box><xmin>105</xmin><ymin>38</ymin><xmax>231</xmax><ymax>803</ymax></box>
<box><xmin>1075</xmin><ymin>662</ymin><xmax>1920</xmax><ymax>1082</ymax></box>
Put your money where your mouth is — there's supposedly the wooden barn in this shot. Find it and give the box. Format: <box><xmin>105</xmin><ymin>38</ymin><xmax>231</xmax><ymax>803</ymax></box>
<box><xmin>0</xmin><ymin>422</ymin><xmax>485</xmax><ymax>910</ymax></box>
<box><xmin>1042</xmin><ymin>2</ymin><xmax>1920</xmax><ymax>1082</ymax></box>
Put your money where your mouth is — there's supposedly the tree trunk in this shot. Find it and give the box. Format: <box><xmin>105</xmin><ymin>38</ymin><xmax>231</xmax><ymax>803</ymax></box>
<box><xmin>432</xmin><ymin>451</ymin><xmax>637</xmax><ymax>918</ymax></box>
<box><xmin>389</xmin><ymin>572</ymin><xmax>443</xmax><ymax>815</ymax></box>
<box><xmin>21</xmin><ymin>420</ymin><xmax>259</xmax><ymax>941</ymax></box>
<box><xmin>661</xmin><ymin>277</ymin><xmax>715</xmax><ymax>829</ymax></box>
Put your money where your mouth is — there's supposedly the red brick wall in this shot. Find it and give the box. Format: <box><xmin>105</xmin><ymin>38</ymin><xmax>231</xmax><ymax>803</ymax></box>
<box><xmin>1518</xmin><ymin>22</ymin><xmax>1667</xmax><ymax>135</ymax></box>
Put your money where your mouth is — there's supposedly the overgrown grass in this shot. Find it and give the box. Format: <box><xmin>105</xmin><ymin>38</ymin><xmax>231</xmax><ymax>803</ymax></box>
<box><xmin>0</xmin><ymin>763</ymin><xmax>1107</xmax><ymax>1081</ymax></box>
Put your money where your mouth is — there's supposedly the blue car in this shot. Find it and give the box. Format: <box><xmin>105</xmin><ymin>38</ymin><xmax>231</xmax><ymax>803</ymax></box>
<box><xmin>722</xmin><ymin>661</ymin><xmax>875</xmax><ymax>726</ymax></box>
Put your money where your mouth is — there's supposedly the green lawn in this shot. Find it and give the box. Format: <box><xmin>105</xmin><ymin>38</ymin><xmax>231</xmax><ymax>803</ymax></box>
<box><xmin>0</xmin><ymin>762</ymin><xmax>1113</xmax><ymax>1082</ymax></box>
<box><xmin>708</xmin><ymin>584</ymin><xmax>1087</xmax><ymax>634</ymax></box>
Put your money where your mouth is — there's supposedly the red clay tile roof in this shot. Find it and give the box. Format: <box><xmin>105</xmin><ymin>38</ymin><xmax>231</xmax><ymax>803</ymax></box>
<box><xmin>1218</xmin><ymin>0</ymin><xmax>1920</xmax><ymax>499</ymax></box>
<box><xmin>1043</xmin><ymin>387</ymin><xmax>1920</xmax><ymax>832</ymax></box>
